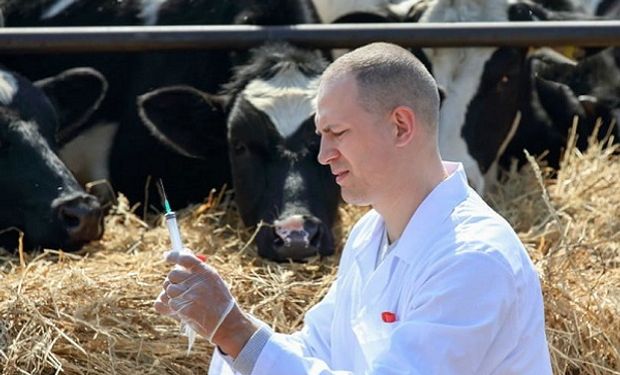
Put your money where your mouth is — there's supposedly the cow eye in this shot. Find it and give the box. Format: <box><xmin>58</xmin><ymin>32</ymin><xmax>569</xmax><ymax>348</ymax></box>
<box><xmin>496</xmin><ymin>75</ymin><xmax>510</xmax><ymax>87</ymax></box>
<box><xmin>496</xmin><ymin>75</ymin><xmax>510</xmax><ymax>92</ymax></box>
<box><xmin>233</xmin><ymin>142</ymin><xmax>248</xmax><ymax>156</ymax></box>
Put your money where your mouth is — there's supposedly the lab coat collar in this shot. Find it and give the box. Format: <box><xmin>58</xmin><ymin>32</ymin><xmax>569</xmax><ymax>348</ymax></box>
<box><xmin>352</xmin><ymin>161</ymin><xmax>470</xmax><ymax>268</ymax></box>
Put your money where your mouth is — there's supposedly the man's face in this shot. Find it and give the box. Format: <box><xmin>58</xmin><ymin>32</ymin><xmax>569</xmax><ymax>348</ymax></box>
<box><xmin>315</xmin><ymin>74</ymin><xmax>394</xmax><ymax>206</ymax></box>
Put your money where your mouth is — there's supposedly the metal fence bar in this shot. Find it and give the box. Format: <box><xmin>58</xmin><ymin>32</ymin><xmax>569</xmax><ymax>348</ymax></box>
<box><xmin>0</xmin><ymin>21</ymin><xmax>619</xmax><ymax>52</ymax></box>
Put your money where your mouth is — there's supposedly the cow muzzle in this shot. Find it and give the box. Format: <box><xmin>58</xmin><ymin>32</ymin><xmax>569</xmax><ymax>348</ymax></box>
<box><xmin>53</xmin><ymin>193</ymin><xmax>104</xmax><ymax>248</ymax></box>
<box><xmin>258</xmin><ymin>214</ymin><xmax>333</xmax><ymax>262</ymax></box>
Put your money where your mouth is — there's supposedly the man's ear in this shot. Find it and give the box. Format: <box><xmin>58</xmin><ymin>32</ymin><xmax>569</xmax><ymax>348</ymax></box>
<box><xmin>137</xmin><ymin>85</ymin><xmax>229</xmax><ymax>159</ymax></box>
<box><xmin>437</xmin><ymin>85</ymin><xmax>447</xmax><ymax>106</ymax></box>
<box><xmin>391</xmin><ymin>105</ymin><xmax>416</xmax><ymax>147</ymax></box>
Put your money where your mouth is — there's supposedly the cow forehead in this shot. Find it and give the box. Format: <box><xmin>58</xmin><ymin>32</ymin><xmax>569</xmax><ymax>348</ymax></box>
<box><xmin>0</xmin><ymin>69</ymin><xmax>18</xmax><ymax>106</ymax></box>
<box><xmin>10</xmin><ymin>121</ymin><xmax>74</xmax><ymax>179</ymax></box>
<box><xmin>243</xmin><ymin>67</ymin><xmax>319</xmax><ymax>139</ymax></box>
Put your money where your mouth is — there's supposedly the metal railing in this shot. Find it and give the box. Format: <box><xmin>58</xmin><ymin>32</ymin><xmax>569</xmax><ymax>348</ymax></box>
<box><xmin>0</xmin><ymin>21</ymin><xmax>619</xmax><ymax>52</ymax></box>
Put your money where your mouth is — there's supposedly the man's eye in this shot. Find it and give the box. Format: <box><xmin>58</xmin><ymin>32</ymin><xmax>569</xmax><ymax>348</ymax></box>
<box><xmin>333</xmin><ymin>130</ymin><xmax>347</xmax><ymax>137</ymax></box>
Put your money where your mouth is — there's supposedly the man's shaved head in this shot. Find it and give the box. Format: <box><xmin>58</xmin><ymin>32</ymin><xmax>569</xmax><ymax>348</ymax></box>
<box><xmin>320</xmin><ymin>42</ymin><xmax>440</xmax><ymax>130</ymax></box>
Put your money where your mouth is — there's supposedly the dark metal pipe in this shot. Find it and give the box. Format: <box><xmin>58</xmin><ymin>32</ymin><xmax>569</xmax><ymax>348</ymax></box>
<box><xmin>0</xmin><ymin>22</ymin><xmax>619</xmax><ymax>53</ymax></box>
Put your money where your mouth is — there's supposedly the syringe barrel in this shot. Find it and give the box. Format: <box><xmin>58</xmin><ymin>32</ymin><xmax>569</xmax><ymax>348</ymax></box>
<box><xmin>164</xmin><ymin>211</ymin><xmax>184</xmax><ymax>252</ymax></box>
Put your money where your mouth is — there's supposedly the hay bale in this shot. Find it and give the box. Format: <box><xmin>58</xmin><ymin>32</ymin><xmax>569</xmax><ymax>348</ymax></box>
<box><xmin>0</xmin><ymin>134</ymin><xmax>618</xmax><ymax>374</ymax></box>
<box><xmin>487</xmin><ymin>131</ymin><xmax>620</xmax><ymax>375</ymax></box>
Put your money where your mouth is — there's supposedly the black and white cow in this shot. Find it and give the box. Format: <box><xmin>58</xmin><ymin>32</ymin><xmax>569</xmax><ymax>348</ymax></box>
<box><xmin>0</xmin><ymin>66</ymin><xmax>106</xmax><ymax>252</ymax></box>
<box><xmin>412</xmin><ymin>0</ymin><xmax>619</xmax><ymax>187</ymax></box>
<box><xmin>138</xmin><ymin>43</ymin><xmax>340</xmax><ymax>262</ymax></box>
<box><xmin>1</xmin><ymin>0</ymin><xmax>322</xmax><ymax>208</ymax></box>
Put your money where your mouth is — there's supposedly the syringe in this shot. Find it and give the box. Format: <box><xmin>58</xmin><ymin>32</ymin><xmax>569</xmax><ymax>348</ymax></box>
<box><xmin>156</xmin><ymin>179</ymin><xmax>198</xmax><ymax>355</ymax></box>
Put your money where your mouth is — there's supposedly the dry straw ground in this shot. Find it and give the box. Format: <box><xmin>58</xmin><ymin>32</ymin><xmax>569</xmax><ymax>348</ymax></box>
<box><xmin>0</xmin><ymin>129</ymin><xmax>618</xmax><ymax>374</ymax></box>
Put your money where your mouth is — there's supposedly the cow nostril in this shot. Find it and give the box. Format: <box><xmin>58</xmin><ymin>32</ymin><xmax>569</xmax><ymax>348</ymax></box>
<box><xmin>273</xmin><ymin>236</ymin><xmax>285</xmax><ymax>247</ymax></box>
<box><xmin>54</xmin><ymin>194</ymin><xmax>103</xmax><ymax>243</ymax></box>
<box><xmin>260</xmin><ymin>215</ymin><xmax>333</xmax><ymax>261</ymax></box>
<box><xmin>305</xmin><ymin>219</ymin><xmax>321</xmax><ymax>246</ymax></box>
<box><xmin>308</xmin><ymin>225</ymin><xmax>322</xmax><ymax>248</ymax></box>
<box><xmin>59</xmin><ymin>207</ymin><xmax>82</xmax><ymax>229</ymax></box>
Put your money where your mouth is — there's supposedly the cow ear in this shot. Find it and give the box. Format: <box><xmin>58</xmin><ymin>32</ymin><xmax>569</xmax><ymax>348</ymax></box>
<box><xmin>34</xmin><ymin>67</ymin><xmax>108</xmax><ymax>145</ymax></box>
<box><xmin>535</xmin><ymin>77</ymin><xmax>586</xmax><ymax>129</ymax></box>
<box><xmin>508</xmin><ymin>1</ymin><xmax>546</xmax><ymax>21</ymax></box>
<box><xmin>509</xmin><ymin>0</ymin><xmax>603</xmax><ymax>21</ymax></box>
<box><xmin>137</xmin><ymin>85</ymin><xmax>229</xmax><ymax>159</ymax></box>
<box><xmin>577</xmin><ymin>94</ymin><xmax>600</xmax><ymax>117</ymax></box>
<box><xmin>331</xmin><ymin>12</ymin><xmax>395</xmax><ymax>24</ymax></box>
<box><xmin>528</xmin><ymin>47</ymin><xmax>577</xmax><ymax>81</ymax></box>
<box><xmin>403</xmin><ymin>0</ymin><xmax>431</xmax><ymax>22</ymax></box>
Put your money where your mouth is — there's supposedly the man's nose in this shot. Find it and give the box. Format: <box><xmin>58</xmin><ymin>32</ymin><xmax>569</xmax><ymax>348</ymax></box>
<box><xmin>317</xmin><ymin>137</ymin><xmax>337</xmax><ymax>165</ymax></box>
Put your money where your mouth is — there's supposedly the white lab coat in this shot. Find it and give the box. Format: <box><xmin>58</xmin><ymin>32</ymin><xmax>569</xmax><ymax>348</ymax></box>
<box><xmin>210</xmin><ymin>162</ymin><xmax>552</xmax><ymax>375</ymax></box>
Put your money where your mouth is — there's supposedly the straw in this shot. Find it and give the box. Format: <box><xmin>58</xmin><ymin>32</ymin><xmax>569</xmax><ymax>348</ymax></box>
<box><xmin>0</xmin><ymin>131</ymin><xmax>618</xmax><ymax>374</ymax></box>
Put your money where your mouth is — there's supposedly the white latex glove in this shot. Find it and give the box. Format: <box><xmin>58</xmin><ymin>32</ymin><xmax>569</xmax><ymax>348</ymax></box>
<box><xmin>154</xmin><ymin>250</ymin><xmax>236</xmax><ymax>343</ymax></box>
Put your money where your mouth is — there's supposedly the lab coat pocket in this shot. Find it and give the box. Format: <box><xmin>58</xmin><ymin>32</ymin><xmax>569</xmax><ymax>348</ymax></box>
<box><xmin>352</xmin><ymin>308</ymin><xmax>398</xmax><ymax>367</ymax></box>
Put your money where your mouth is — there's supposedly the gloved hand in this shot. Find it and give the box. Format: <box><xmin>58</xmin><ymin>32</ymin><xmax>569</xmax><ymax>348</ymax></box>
<box><xmin>154</xmin><ymin>250</ymin><xmax>237</xmax><ymax>343</ymax></box>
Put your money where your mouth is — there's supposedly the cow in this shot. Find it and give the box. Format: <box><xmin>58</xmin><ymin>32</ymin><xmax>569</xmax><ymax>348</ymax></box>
<box><xmin>1</xmin><ymin>0</ymin><xmax>342</xmax><ymax>262</ymax></box>
<box><xmin>413</xmin><ymin>0</ymin><xmax>619</xmax><ymax>188</ymax></box>
<box><xmin>0</xmin><ymin>66</ymin><xmax>106</xmax><ymax>252</ymax></box>
<box><xmin>137</xmin><ymin>43</ymin><xmax>340</xmax><ymax>262</ymax></box>
<box><xmin>446</xmin><ymin>1</ymin><xmax>620</xmax><ymax>175</ymax></box>
<box><xmin>0</xmin><ymin>0</ymin><xmax>322</xmax><ymax>208</ymax></box>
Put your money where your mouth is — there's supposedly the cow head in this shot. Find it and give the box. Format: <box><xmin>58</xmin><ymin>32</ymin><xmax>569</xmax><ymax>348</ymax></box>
<box><xmin>0</xmin><ymin>67</ymin><xmax>106</xmax><ymax>251</ymax></box>
<box><xmin>499</xmin><ymin>46</ymin><xmax>620</xmax><ymax>169</ymax></box>
<box><xmin>138</xmin><ymin>43</ymin><xmax>340</xmax><ymax>262</ymax></box>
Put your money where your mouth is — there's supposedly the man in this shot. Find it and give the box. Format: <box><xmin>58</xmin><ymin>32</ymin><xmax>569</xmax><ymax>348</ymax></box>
<box><xmin>154</xmin><ymin>42</ymin><xmax>553</xmax><ymax>374</ymax></box>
